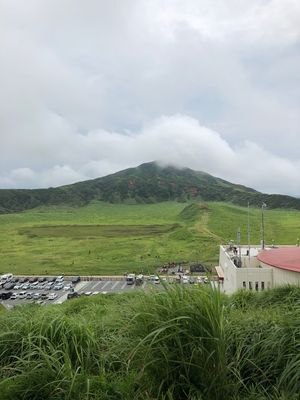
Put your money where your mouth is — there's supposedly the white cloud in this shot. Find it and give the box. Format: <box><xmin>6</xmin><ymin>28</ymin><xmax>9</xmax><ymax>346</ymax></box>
<box><xmin>0</xmin><ymin>1</ymin><xmax>299</xmax><ymax>196</ymax></box>
<box><xmin>1</xmin><ymin>114</ymin><xmax>299</xmax><ymax>196</ymax></box>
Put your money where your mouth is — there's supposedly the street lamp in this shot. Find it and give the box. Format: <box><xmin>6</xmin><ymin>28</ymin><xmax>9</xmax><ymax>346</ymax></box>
<box><xmin>261</xmin><ymin>202</ymin><xmax>267</xmax><ymax>250</ymax></box>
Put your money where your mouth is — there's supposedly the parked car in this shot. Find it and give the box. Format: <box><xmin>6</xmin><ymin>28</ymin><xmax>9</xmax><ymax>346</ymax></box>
<box><xmin>38</xmin><ymin>277</ymin><xmax>47</xmax><ymax>282</ymax></box>
<box><xmin>190</xmin><ymin>264</ymin><xmax>206</xmax><ymax>273</ymax></box>
<box><xmin>126</xmin><ymin>274</ymin><xmax>135</xmax><ymax>285</ymax></box>
<box><xmin>13</xmin><ymin>284</ymin><xmax>21</xmax><ymax>290</ymax></box>
<box><xmin>148</xmin><ymin>275</ymin><xmax>160</xmax><ymax>284</ymax></box>
<box><xmin>48</xmin><ymin>293</ymin><xmax>57</xmax><ymax>300</ymax></box>
<box><xmin>18</xmin><ymin>291</ymin><xmax>27</xmax><ymax>299</ymax></box>
<box><xmin>41</xmin><ymin>293</ymin><xmax>48</xmax><ymax>300</ymax></box>
<box><xmin>63</xmin><ymin>284</ymin><xmax>73</xmax><ymax>291</ymax></box>
<box><xmin>21</xmin><ymin>283</ymin><xmax>30</xmax><ymax>290</ymax></box>
<box><xmin>71</xmin><ymin>276</ymin><xmax>80</xmax><ymax>284</ymax></box>
<box><xmin>33</xmin><ymin>293</ymin><xmax>41</xmax><ymax>300</ymax></box>
<box><xmin>54</xmin><ymin>283</ymin><xmax>64</xmax><ymax>290</ymax></box>
<box><xmin>196</xmin><ymin>276</ymin><xmax>209</xmax><ymax>284</ymax></box>
<box><xmin>45</xmin><ymin>283</ymin><xmax>54</xmax><ymax>290</ymax></box>
<box><xmin>1</xmin><ymin>292</ymin><xmax>12</xmax><ymax>300</ymax></box>
<box><xmin>55</xmin><ymin>276</ymin><xmax>64</xmax><ymax>283</ymax></box>
<box><xmin>0</xmin><ymin>273</ymin><xmax>13</xmax><ymax>284</ymax></box>
<box><xmin>47</xmin><ymin>277</ymin><xmax>56</xmax><ymax>282</ymax></box>
<box><xmin>10</xmin><ymin>293</ymin><xmax>18</xmax><ymax>300</ymax></box>
<box><xmin>36</xmin><ymin>283</ymin><xmax>45</xmax><ymax>290</ymax></box>
<box><xmin>67</xmin><ymin>292</ymin><xmax>80</xmax><ymax>300</ymax></box>
<box><xmin>4</xmin><ymin>282</ymin><xmax>15</xmax><ymax>290</ymax></box>
<box><xmin>26</xmin><ymin>292</ymin><xmax>33</xmax><ymax>299</ymax></box>
<box><xmin>19</xmin><ymin>277</ymin><xmax>28</xmax><ymax>283</ymax></box>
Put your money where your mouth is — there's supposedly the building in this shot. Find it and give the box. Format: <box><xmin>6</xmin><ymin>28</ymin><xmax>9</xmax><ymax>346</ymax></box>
<box><xmin>216</xmin><ymin>244</ymin><xmax>300</xmax><ymax>294</ymax></box>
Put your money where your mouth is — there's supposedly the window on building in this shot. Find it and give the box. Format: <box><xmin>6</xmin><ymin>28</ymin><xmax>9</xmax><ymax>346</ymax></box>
<box><xmin>249</xmin><ymin>281</ymin><xmax>252</xmax><ymax>290</ymax></box>
<box><xmin>261</xmin><ymin>281</ymin><xmax>265</xmax><ymax>291</ymax></box>
<box><xmin>255</xmin><ymin>282</ymin><xmax>259</xmax><ymax>291</ymax></box>
<box><xmin>243</xmin><ymin>281</ymin><xmax>246</xmax><ymax>289</ymax></box>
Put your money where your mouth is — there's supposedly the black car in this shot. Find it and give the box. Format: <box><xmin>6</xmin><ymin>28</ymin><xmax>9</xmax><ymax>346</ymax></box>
<box><xmin>11</xmin><ymin>277</ymin><xmax>19</xmax><ymax>283</ymax></box>
<box><xmin>29</xmin><ymin>277</ymin><xmax>38</xmax><ymax>283</ymax></box>
<box><xmin>47</xmin><ymin>277</ymin><xmax>56</xmax><ymax>282</ymax></box>
<box><xmin>67</xmin><ymin>292</ymin><xmax>80</xmax><ymax>300</ymax></box>
<box><xmin>1</xmin><ymin>292</ymin><xmax>12</xmax><ymax>300</ymax></box>
<box><xmin>190</xmin><ymin>264</ymin><xmax>206</xmax><ymax>273</ymax></box>
<box><xmin>38</xmin><ymin>277</ymin><xmax>47</xmax><ymax>282</ymax></box>
<box><xmin>71</xmin><ymin>276</ymin><xmax>81</xmax><ymax>284</ymax></box>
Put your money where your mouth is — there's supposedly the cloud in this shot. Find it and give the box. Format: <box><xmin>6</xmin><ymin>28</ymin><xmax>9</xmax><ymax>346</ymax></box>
<box><xmin>0</xmin><ymin>1</ymin><xmax>299</xmax><ymax>195</ymax></box>
<box><xmin>1</xmin><ymin>114</ymin><xmax>299</xmax><ymax>196</ymax></box>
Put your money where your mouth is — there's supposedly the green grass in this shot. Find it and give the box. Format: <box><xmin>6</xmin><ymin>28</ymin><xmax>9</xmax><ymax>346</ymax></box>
<box><xmin>2</xmin><ymin>286</ymin><xmax>300</xmax><ymax>399</ymax></box>
<box><xmin>0</xmin><ymin>201</ymin><xmax>300</xmax><ymax>276</ymax></box>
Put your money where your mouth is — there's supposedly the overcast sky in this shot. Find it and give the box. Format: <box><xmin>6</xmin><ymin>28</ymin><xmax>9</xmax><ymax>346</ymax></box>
<box><xmin>0</xmin><ymin>0</ymin><xmax>299</xmax><ymax>196</ymax></box>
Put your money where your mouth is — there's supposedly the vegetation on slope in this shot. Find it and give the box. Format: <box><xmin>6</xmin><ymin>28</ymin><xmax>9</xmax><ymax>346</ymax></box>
<box><xmin>1</xmin><ymin>286</ymin><xmax>300</xmax><ymax>399</ymax></box>
<box><xmin>1</xmin><ymin>162</ymin><xmax>300</xmax><ymax>213</ymax></box>
<box><xmin>0</xmin><ymin>201</ymin><xmax>300</xmax><ymax>276</ymax></box>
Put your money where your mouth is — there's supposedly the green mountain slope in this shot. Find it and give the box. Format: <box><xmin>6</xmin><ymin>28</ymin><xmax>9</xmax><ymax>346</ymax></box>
<box><xmin>1</xmin><ymin>161</ymin><xmax>300</xmax><ymax>213</ymax></box>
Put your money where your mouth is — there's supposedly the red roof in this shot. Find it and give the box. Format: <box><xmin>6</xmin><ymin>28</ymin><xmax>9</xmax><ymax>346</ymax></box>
<box><xmin>257</xmin><ymin>247</ymin><xmax>300</xmax><ymax>273</ymax></box>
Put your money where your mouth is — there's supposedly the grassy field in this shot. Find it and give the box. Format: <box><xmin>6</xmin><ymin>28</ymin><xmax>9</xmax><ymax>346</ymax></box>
<box><xmin>2</xmin><ymin>286</ymin><xmax>300</xmax><ymax>399</ymax></box>
<box><xmin>0</xmin><ymin>201</ymin><xmax>300</xmax><ymax>276</ymax></box>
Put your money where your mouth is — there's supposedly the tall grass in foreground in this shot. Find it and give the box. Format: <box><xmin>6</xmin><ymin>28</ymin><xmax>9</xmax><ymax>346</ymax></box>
<box><xmin>2</xmin><ymin>287</ymin><xmax>300</xmax><ymax>399</ymax></box>
<box><xmin>117</xmin><ymin>285</ymin><xmax>227</xmax><ymax>399</ymax></box>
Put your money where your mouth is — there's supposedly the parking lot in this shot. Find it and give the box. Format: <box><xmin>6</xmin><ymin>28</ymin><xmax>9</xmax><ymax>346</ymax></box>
<box><xmin>0</xmin><ymin>275</ymin><xmax>80</xmax><ymax>308</ymax></box>
<box><xmin>0</xmin><ymin>273</ymin><xmax>215</xmax><ymax>308</ymax></box>
<box><xmin>0</xmin><ymin>275</ymin><xmax>165</xmax><ymax>308</ymax></box>
<box><xmin>77</xmin><ymin>279</ymin><xmax>148</xmax><ymax>295</ymax></box>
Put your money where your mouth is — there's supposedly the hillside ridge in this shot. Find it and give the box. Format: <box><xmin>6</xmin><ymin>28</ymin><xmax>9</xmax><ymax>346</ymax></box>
<box><xmin>1</xmin><ymin>161</ymin><xmax>300</xmax><ymax>213</ymax></box>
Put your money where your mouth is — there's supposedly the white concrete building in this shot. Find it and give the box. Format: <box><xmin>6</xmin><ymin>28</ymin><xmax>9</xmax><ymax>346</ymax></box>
<box><xmin>216</xmin><ymin>244</ymin><xmax>300</xmax><ymax>294</ymax></box>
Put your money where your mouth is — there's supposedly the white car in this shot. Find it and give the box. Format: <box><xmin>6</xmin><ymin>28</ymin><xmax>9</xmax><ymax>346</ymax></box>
<box><xmin>33</xmin><ymin>293</ymin><xmax>41</xmax><ymax>300</ymax></box>
<box><xmin>149</xmin><ymin>275</ymin><xmax>160</xmax><ymax>284</ymax></box>
<box><xmin>36</xmin><ymin>284</ymin><xmax>45</xmax><ymax>290</ymax></box>
<box><xmin>13</xmin><ymin>284</ymin><xmax>21</xmax><ymax>290</ymax></box>
<box><xmin>48</xmin><ymin>293</ymin><xmax>57</xmax><ymax>300</ymax></box>
<box><xmin>63</xmin><ymin>285</ymin><xmax>73</xmax><ymax>291</ymax></box>
<box><xmin>182</xmin><ymin>276</ymin><xmax>189</xmax><ymax>284</ymax></box>
<box><xmin>54</xmin><ymin>283</ymin><xmax>64</xmax><ymax>290</ymax></box>
<box><xmin>10</xmin><ymin>293</ymin><xmax>18</xmax><ymax>300</ymax></box>
<box><xmin>18</xmin><ymin>291</ymin><xmax>27</xmax><ymax>299</ymax></box>
<box><xmin>0</xmin><ymin>273</ymin><xmax>13</xmax><ymax>284</ymax></box>
<box><xmin>21</xmin><ymin>283</ymin><xmax>30</xmax><ymax>290</ymax></box>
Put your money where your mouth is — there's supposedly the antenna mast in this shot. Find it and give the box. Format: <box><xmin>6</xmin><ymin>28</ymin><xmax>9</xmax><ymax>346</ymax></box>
<box><xmin>261</xmin><ymin>202</ymin><xmax>267</xmax><ymax>250</ymax></box>
<box><xmin>237</xmin><ymin>227</ymin><xmax>242</xmax><ymax>266</ymax></box>
<box><xmin>248</xmin><ymin>202</ymin><xmax>251</xmax><ymax>264</ymax></box>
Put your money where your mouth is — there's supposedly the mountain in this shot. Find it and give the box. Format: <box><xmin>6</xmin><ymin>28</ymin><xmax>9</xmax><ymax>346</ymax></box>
<box><xmin>1</xmin><ymin>161</ymin><xmax>300</xmax><ymax>213</ymax></box>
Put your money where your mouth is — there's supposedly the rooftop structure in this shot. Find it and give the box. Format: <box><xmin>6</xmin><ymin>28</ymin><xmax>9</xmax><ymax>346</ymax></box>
<box><xmin>217</xmin><ymin>244</ymin><xmax>300</xmax><ymax>294</ymax></box>
<box><xmin>257</xmin><ymin>247</ymin><xmax>300</xmax><ymax>273</ymax></box>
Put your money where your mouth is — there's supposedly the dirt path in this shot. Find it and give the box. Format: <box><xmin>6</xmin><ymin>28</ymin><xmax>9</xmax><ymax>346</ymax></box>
<box><xmin>194</xmin><ymin>210</ymin><xmax>223</xmax><ymax>241</ymax></box>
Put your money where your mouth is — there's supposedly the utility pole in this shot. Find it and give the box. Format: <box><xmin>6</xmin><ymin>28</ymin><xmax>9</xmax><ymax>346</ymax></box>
<box><xmin>261</xmin><ymin>203</ymin><xmax>267</xmax><ymax>250</ymax></box>
<box><xmin>237</xmin><ymin>227</ymin><xmax>241</xmax><ymax>267</ymax></box>
<box><xmin>248</xmin><ymin>202</ymin><xmax>251</xmax><ymax>264</ymax></box>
